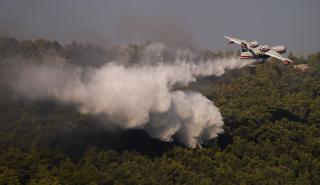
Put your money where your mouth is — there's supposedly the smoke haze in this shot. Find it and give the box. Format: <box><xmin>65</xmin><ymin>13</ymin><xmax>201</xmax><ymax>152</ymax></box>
<box><xmin>1</xmin><ymin>0</ymin><xmax>319</xmax><ymax>54</ymax></box>
<box><xmin>5</xmin><ymin>43</ymin><xmax>251</xmax><ymax>148</ymax></box>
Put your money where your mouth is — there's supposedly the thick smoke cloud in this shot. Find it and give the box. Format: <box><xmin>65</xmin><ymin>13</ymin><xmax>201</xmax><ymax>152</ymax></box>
<box><xmin>8</xmin><ymin>43</ymin><xmax>251</xmax><ymax>148</ymax></box>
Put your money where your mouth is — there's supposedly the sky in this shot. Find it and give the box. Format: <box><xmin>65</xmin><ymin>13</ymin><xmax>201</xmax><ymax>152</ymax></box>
<box><xmin>0</xmin><ymin>0</ymin><xmax>319</xmax><ymax>55</ymax></box>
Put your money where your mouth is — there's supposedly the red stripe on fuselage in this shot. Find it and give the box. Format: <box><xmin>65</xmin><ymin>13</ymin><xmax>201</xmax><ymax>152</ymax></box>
<box><xmin>240</xmin><ymin>55</ymin><xmax>254</xmax><ymax>59</ymax></box>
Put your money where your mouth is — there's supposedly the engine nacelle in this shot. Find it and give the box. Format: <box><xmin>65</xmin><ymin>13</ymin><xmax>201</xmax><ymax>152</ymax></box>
<box><xmin>260</xmin><ymin>45</ymin><xmax>270</xmax><ymax>52</ymax></box>
<box><xmin>249</xmin><ymin>41</ymin><xmax>259</xmax><ymax>48</ymax></box>
<box><xmin>272</xmin><ymin>45</ymin><xmax>286</xmax><ymax>54</ymax></box>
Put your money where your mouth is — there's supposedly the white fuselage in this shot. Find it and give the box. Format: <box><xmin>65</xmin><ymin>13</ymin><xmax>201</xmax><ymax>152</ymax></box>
<box><xmin>224</xmin><ymin>36</ymin><xmax>292</xmax><ymax>64</ymax></box>
<box><xmin>240</xmin><ymin>44</ymin><xmax>286</xmax><ymax>61</ymax></box>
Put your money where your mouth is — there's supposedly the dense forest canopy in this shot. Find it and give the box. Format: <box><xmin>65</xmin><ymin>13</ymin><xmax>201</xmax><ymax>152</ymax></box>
<box><xmin>0</xmin><ymin>37</ymin><xmax>320</xmax><ymax>185</ymax></box>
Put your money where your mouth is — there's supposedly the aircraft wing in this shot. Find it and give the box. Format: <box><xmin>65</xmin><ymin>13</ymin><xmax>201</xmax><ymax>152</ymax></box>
<box><xmin>224</xmin><ymin>36</ymin><xmax>250</xmax><ymax>46</ymax></box>
<box><xmin>265</xmin><ymin>48</ymin><xmax>293</xmax><ymax>64</ymax></box>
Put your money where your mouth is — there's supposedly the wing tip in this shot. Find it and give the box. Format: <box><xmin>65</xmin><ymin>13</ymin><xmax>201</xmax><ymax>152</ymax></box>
<box><xmin>283</xmin><ymin>58</ymin><xmax>293</xmax><ymax>65</ymax></box>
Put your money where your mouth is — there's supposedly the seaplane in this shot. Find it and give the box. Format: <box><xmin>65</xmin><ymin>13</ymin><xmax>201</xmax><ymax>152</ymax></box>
<box><xmin>224</xmin><ymin>36</ymin><xmax>293</xmax><ymax>65</ymax></box>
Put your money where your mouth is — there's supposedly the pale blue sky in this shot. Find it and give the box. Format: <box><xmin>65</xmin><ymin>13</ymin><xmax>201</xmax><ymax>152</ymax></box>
<box><xmin>0</xmin><ymin>0</ymin><xmax>319</xmax><ymax>55</ymax></box>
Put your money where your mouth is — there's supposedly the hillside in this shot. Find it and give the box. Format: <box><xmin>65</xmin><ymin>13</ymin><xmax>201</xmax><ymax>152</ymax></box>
<box><xmin>0</xmin><ymin>37</ymin><xmax>320</xmax><ymax>185</ymax></box>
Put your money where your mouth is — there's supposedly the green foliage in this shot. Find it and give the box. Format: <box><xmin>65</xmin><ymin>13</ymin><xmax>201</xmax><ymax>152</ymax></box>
<box><xmin>0</xmin><ymin>37</ymin><xmax>320</xmax><ymax>184</ymax></box>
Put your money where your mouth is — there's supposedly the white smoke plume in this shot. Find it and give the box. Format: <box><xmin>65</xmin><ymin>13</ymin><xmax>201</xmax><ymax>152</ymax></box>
<box><xmin>9</xmin><ymin>43</ymin><xmax>252</xmax><ymax>148</ymax></box>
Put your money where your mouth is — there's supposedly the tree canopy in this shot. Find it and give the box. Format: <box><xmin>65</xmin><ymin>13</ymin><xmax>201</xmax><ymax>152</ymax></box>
<box><xmin>0</xmin><ymin>37</ymin><xmax>319</xmax><ymax>185</ymax></box>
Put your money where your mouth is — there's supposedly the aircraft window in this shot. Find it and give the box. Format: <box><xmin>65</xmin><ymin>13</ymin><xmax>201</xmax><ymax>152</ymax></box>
<box><xmin>241</xmin><ymin>48</ymin><xmax>247</xmax><ymax>52</ymax></box>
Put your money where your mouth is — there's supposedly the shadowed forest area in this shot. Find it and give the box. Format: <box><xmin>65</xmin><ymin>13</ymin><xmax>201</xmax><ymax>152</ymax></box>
<box><xmin>0</xmin><ymin>37</ymin><xmax>320</xmax><ymax>185</ymax></box>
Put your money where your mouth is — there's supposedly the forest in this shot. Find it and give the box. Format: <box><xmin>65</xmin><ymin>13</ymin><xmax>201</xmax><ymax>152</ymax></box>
<box><xmin>0</xmin><ymin>37</ymin><xmax>320</xmax><ymax>185</ymax></box>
